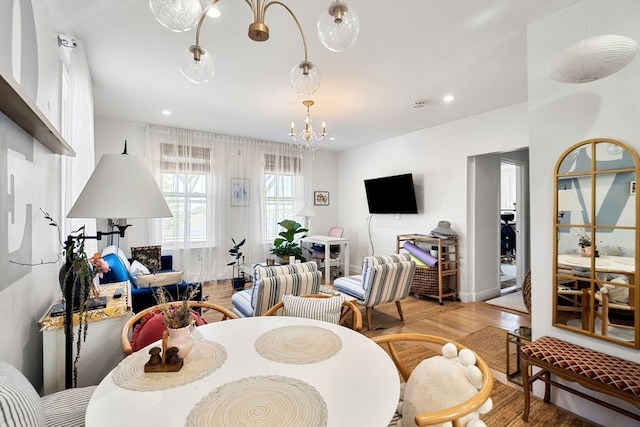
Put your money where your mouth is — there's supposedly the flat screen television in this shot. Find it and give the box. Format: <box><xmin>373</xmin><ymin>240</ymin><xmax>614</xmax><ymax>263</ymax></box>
<box><xmin>364</xmin><ymin>173</ymin><xmax>418</xmax><ymax>214</ymax></box>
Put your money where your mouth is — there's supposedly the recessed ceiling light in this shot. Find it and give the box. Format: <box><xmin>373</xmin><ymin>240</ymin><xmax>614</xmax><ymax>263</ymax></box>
<box><xmin>162</xmin><ymin>110</ymin><xmax>171</xmax><ymax>116</ymax></box>
<box><xmin>329</xmin><ymin>137</ymin><xmax>336</xmax><ymax>141</ymax></box>
<box><xmin>443</xmin><ymin>95</ymin><xmax>455</xmax><ymax>103</ymax></box>
<box><xmin>412</xmin><ymin>101</ymin><xmax>426</xmax><ymax>108</ymax></box>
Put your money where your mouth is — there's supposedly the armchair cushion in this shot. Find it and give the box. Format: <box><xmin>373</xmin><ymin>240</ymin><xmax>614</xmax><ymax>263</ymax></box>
<box><xmin>282</xmin><ymin>294</ymin><xmax>345</xmax><ymax>324</ymax></box>
<box><xmin>251</xmin><ymin>262</ymin><xmax>318</xmax><ymax>309</ymax></box>
<box><xmin>101</xmin><ymin>253</ymin><xmax>131</xmax><ymax>284</ymax></box>
<box><xmin>1</xmin><ymin>361</ymin><xmax>96</xmax><ymax>427</ymax></box>
<box><xmin>253</xmin><ymin>271</ymin><xmax>323</xmax><ymax>316</ymax></box>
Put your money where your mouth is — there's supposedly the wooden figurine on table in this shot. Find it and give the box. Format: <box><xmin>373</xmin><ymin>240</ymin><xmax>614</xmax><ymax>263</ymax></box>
<box><xmin>144</xmin><ymin>330</ymin><xmax>184</xmax><ymax>372</ymax></box>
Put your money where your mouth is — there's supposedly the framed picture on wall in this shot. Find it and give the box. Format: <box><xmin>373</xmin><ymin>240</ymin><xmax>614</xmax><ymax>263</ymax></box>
<box><xmin>314</xmin><ymin>191</ymin><xmax>329</xmax><ymax>206</ymax></box>
<box><xmin>231</xmin><ymin>178</ymin><xmax>250</xmax><ymax>207</ymax></box>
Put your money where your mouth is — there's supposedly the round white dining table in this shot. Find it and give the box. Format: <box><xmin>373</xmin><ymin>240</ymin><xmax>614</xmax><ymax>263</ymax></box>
<box><xmin>85</xmin><ymin>316</ymin><xmax>400</xmax><ymax>427</ymax></box>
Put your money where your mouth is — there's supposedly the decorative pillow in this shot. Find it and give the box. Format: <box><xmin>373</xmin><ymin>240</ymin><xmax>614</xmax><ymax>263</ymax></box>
<box><xmin>130</xmin><ymin>310</ymin><xmax>206</xmax><ymax>352</ymax></box>
<box><xmin>136</xmin><ymin>271</ymin><xmax>184</xmax><ymax>289</ymax></box>
<box><xmin>400</xmin><ymin>343</ymin><xmax>491</xmax><ymax>427</ymax></box>
<box><xmin>0</xmin><ymin>361</ymin><xmax>46</xmax><ymax>427</ymax></box>
<box><xmin>131</xmin><ymin>245</ymin><xmax>162</xmax><ymax>273</ymax></box>
<box><xmin>100</xmin><ymin>253</ymin><xmax>130</xmax><ymax>284</ymax></box>
<box><xmin>129</xmin><ymin>261</ymin><xmax>150</xmax><ymax>287</ymax></box>
<box><xmin>602</xmin><ymin>276</ymin><xmax>630</xmax><ymax>304</ymax></box>
<box><xmin>282</xmin><ymin>295</ymin><xmax>345</xmax><ymax>324</ymax></box>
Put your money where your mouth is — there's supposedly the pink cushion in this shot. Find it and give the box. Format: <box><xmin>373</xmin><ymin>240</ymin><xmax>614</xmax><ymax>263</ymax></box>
<box><xmin>130</xmin><ymin>310</ymin><xmax>206</xmax><ymax>352</ymax></box>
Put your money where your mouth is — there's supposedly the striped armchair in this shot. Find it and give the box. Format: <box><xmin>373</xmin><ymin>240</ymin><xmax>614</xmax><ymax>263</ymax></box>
<box><xmin>333</xmin><ymin>254</ymin><xmax>416</xmax><ymax>330</ymax></box>
<box><xmin>1</xmin><ymin>361</ymin><xmax>96</xmax><ymax>427</ymax></box>
<box><xmin>231</xmin><ymin>261</ymin><xmax>322</xmax><ymax>317</ymax></box>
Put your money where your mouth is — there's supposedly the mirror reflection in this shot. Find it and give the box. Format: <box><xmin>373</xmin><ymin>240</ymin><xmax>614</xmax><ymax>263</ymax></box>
<box><xmin>553</xmin><ymin>138</ymin><xmax>638</xmax><ymax>348</ymax></box>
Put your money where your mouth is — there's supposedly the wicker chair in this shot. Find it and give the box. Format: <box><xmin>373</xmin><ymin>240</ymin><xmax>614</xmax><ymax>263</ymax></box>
<box><xmin>372</xmin><ymin>333</ymin><xmax>493</xmax><ymax>427</ymax></box>
<box><xmin>263</xmin><ymin>294</ymin><xmax>363</xmax><ymax>331</ymax></box>
<box><xmin>120</xmin><ymin>301</ymin><xmax>237</xmax><ymax>356</ymax></box>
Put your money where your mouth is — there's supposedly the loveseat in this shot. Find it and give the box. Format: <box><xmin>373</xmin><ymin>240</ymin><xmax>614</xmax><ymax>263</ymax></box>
<box><xmin>99</xmin><ymin>246</ymin><xmax>201</xmax><ymax>313</ymax></box>
<box><xmin>231</xmin><ymin>261</ymin><xmax>322</xmax><ymax>317</ymax></box>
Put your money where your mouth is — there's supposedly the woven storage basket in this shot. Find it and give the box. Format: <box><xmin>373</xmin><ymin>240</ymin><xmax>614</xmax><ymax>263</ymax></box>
<box><xmin>410</xmin><ymin>266</ymin><xmax>439</xmax><ymax>296</ymax></box>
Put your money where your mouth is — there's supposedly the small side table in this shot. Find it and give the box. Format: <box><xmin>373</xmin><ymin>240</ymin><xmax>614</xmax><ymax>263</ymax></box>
<box><xmin>506</xmin><ymin>326</ymin><xmax>532</xmax><ymax>385</ymax></box>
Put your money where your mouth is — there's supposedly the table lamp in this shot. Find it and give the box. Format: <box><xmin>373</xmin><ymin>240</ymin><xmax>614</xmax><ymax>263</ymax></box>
<box><xmin>295</xmin><ymin>202</ymin><xmax>316</xmax><ymax>231</ymax></box>
<box><xmin>63</xmin><ymin>143</ymin><xmax>172</xmax><ymax>388</ymax></box>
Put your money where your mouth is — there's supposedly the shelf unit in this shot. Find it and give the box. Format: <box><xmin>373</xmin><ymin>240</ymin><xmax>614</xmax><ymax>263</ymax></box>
<box><xmin>0</xmin><ymin>64</ymin><xmax>75</xmax><ymax>156</ymax></box>
<box><xmin>396</xmin><ymin>233</ymin><xmax>459</xmax><ymax>304</ymax></box>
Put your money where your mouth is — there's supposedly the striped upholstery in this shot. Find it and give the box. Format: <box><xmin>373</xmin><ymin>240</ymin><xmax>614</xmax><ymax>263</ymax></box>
<box><xmin>253</xmin><ymin>271</ymin><xmax>323</xmax><ymax>316</ymax></box>
<box><xmin>282</xmin><ymin>294</ymin><xmax>345</xmax><ymax>324</ymax></box>
<box><xmin>363</xmin><ymin>261</ymin><xmax>416</xmax><ymax>307</ymax></box>
<box><xmin>1</xmin><ymin>362</ymin><xmax>45</xmax><ymax>427</ymax></box>
<box><xmin>42</xmin><ymin>386</ymin><xmax>97</xmax><ymax>427</ymax></box>
<box><xmin>1</xmin><ymin>361</ymin><xmax>95</xmax><ymax>427</ymax></box>
<box><xmin>361</xmin><ymin>254</ymin><xmax>411</xmax><ymax>291</ymax></box>
<box><xmin>251</xmin><ymin>262</ymin><xmax>318</xmax><ymax>308</ymax></box>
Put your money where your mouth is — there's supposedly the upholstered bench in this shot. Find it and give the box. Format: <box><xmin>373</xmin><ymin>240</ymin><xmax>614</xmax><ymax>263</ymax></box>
<box><xmin>521</xmin><ymin>336</ymin><xmax>640</xmax><ymax>422</ymax></box>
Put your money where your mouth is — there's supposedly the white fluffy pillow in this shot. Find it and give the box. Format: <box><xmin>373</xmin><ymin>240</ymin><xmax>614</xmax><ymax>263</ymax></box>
<box><xmin>400</xmin><ymin>345</ymin><xmax>491</xmax><ymax>427</ymax></box>
<box><xmin>602</xmin><ymin>276</ymin><xmax>629</xmax><ymax>304</ymax></box>
<box><xmin>129</xmin><ymin>260</ymin><xmax>150</xmax><ymax>287</ymax></box>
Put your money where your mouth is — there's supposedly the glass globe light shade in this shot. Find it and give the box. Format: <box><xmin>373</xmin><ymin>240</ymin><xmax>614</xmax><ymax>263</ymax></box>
<box><xmin>317</xmin><ymin>1</ymin><xmax>359</xmax><ymax>52</ymax></box>
<box><xmin>290</xmin><ymin>61</ymin><xmax>321</xmax><ymax>95</ymax></box>
<box><xmin>149</xmin><ymin>0</ymin><xmax>202</xmax><ymax>32</ymax></box>
<box><xmin>179</xmin><ymin>45</ymin><xmax>215</xmax><ymax>84</ymax></box>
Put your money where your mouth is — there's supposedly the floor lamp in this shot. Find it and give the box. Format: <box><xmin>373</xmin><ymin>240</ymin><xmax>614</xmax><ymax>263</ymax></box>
<box><xmin>64</xmin><ymin>145</ymin><xmax>172</xmax><ymax>388</ymax></box>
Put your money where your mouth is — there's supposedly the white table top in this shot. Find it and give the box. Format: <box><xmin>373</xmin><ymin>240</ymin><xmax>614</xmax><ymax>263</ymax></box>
<box><xmin>300</xmin><ymin>235</ymin><xmax>349</xmax><ymax>244</ymax></box>
<box><xmin>86</xmin><ymin>316</ymin><xmax>399</xmax><ymax>427</ymax></box>
<box><xmin>557</xmin><ymin>254</ymin><xmax>635</xmax><ymax>274</ymax></box>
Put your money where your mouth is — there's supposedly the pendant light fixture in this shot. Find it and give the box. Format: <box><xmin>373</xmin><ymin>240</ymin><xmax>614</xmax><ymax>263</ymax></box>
<box><xmin>547</xmin><ymin>34</ymin><xmax>638</xmax><ymax>83</ymax></box>
<box><xmin>149</xmin><ymin>0</ymin><xmax>357</xmax><ymax>93</ymax></box>
<box><xmin>317</xmin><ymin>0</ymin><xmax>360</xmax><ymax>52</ymax></box>
<box><xmin>289</xmin><ymin>100</ymin><xmax>327</xmax><ymax>151</ymax></box>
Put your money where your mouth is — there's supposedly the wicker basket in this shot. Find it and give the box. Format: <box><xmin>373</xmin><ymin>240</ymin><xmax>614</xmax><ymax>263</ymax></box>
<box><xmin>410</xmin><ymin>266</ymin><xmax>439</xmax><ymax>296</ymax></box>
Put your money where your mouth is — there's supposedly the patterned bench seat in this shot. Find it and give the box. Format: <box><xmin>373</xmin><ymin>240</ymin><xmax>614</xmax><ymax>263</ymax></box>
<box><xmin>521</xmin><ymin>336</ymin><xmax>640</xmax><ymax>422</ymax></box>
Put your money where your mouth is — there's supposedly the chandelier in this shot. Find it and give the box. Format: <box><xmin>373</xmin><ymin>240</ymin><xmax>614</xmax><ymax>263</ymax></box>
<box><xmin>289</xmin><ymin>100</ymin><xmax>327</xmax><ymax>151</ymax></box>
<box><xmin>149</xmin><ymin>0</ymin><xmax>359</xmax><ymax>94</ymax></box>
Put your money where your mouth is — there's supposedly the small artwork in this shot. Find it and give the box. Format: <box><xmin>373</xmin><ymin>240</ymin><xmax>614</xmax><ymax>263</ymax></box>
<box><xmin>631</xmin><ymin>180</ymin><xmax>636</xmax><ymax>195</ymax></box>
<box><xmin>231</xmin><ymin>178</ymin><xmax>250</xmax><ymax>207</ymax></box>
<box><xmin>314</xmin><ymin>191</ymin><xmax>329</xmax><ymax>206</ymax></box>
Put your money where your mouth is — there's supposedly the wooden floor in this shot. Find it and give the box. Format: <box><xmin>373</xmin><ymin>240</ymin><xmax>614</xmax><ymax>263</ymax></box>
<box><xmin>363</xmin><ymin>296</ymin><xmax>531</xmax><ymax>341</ymax></box>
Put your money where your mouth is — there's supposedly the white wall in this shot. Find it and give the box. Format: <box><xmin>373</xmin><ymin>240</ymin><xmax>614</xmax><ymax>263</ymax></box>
<box><xmin>93</xmin><ymin>118</ymin><xmax>340</xmax><ymax>261</ymax></box>
<box><xmin>337</xmin><ymin>103</ymin><xmax>528</xmax><ymax>300</ymax></box>
<box><xmin>528</xmin><ymin>1</ymin><xmax>640</xmax><ymax>425</ymax></box>
<box><xmin>0</xmin><ymin>0</ymin><xmax>65</xmax><ymax>389</ymax></box>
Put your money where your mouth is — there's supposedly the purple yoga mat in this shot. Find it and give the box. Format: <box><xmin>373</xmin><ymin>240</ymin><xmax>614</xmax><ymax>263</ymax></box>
<box><xmin>403</xmin><ymin>241</ymin><xmax>438</xmax><ymax>267</ymax></box>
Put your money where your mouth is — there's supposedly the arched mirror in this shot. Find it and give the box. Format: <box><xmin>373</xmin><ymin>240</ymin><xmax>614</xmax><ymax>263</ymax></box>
<box><xmin>553</xmin><ymin>138</ymin><xmax>639</xmax><ymax>348</ymax></box>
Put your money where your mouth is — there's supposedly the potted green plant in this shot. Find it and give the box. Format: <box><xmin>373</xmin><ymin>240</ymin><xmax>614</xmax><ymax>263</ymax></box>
<box><xmin>227</xmin><ymin>237</ymin><xmax>247</xmax><ymax>290</ymax></box>
<box><xmin>270</xmin><ymin>219</ymin><xmax>308</xmax><ymax>264</ymax></box>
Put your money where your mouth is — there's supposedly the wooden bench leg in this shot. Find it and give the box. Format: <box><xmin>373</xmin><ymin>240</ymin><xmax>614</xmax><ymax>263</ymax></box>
<box><xmin>543</xmin><ymin>371</ymin><xmax>551</xmax><ymax>403</ymax></box>
<box><xmin>521</xmin><ymin>358</ymin><xmax>531</xmax><ymax>421</ymax></box>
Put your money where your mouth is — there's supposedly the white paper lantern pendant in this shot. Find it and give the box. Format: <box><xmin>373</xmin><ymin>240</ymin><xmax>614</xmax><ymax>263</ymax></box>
<box><xmin>547</xmin><ymin>34</ymin><xmax>638</xmax><ymax>84</ymax></box>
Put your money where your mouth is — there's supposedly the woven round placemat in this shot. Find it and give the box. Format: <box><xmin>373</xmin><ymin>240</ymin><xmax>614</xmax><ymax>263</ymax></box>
<box><xmin>185</xmin><ymin>375</ymin><xmax>327</xmax><ymax>427</ymax></box>
<box><xmin>112</xmin><ymin>340</ymin><xmax>226</xmax><ymax>391</ymax></box>
<box><xmin>255</xmin><ymin>325</ymin><xmax>342</xmax><ymax>364</ymax></box>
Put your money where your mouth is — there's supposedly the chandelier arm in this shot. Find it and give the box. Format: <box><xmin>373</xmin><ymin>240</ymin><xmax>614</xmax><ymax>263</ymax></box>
<box><xmin>264</xmin><ymin>1</ymin><xmax>309</xmax><ymax>62</ymax></box>
<box><xmin>195</xmin><ymin>0</ymin><xmax>221</xmax><ymax>46</ymax></box>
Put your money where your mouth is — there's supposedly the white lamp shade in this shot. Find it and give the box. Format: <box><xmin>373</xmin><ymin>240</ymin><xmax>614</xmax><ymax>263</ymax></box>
<box><xmin>67</xmin><ymin>153</ymin><xmax>172</xmax><ymax>219</ymax></box>
<box><xmin>296</xmin><ymin>203</ymin><xmax>317</xmax><ymax>217</ymax></box>
<box><xmin>547</xmin><ymin>35</ymin><xmax>638</xmax><ymax>84</ymax></box>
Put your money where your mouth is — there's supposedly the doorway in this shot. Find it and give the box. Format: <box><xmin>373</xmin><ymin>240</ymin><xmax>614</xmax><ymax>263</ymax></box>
<box><xmin>467</xmin><ymin>148</ymin><xmax>530</xmax><ymax>302</ymax></box>
<box><xmin>500</xmin><ymin>161</ymin><xmax>519</xmax><ymax>293</ymax></box>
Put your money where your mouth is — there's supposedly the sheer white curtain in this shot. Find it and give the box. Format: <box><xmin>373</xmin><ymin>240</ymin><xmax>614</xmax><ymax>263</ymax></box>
<box><xmin>145</xmin><ymin>126</ymin><xmax>312</xmax><ymax>282</ymax></box>
<box><xmin>59</xmin><ymin>40</ymin><xmax>97</xmax><ymax>254</ymax></box>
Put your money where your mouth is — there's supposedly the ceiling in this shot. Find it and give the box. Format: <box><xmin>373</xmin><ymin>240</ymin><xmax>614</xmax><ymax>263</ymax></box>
<box><xmin>46</xmin><ymin>0</ymin><xmax>579</xmax><ymax>151</ymax></box>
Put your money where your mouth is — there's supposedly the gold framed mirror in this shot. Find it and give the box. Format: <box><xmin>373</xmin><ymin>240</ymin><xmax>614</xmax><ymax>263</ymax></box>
<box><xmin>553</xmin><ymin>138</ymin><xmax>639</xmax><ymax>348</ymax></box>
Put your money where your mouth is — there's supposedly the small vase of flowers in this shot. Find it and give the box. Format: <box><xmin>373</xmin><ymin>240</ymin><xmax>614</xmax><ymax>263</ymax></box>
<box><xmin>155</xmin><ymin>287</ymin><xmax>199</xmax><ymax>358</ymax></box>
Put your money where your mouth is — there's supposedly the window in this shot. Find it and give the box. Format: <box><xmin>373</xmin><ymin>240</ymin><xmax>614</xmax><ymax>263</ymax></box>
<box><xmin>160</xmin><ymin>143</ymin><xmax>211</xmax><ymax>245</ymax></box>
<box><xmin>263</xmin><ymin>154</ymin><xmax>301</xmax><ymax>241</ymax></box>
